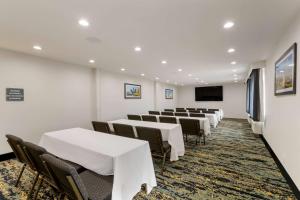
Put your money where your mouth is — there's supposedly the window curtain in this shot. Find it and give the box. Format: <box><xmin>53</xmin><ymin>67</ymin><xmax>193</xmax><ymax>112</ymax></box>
<box><xmin>246</xmin><ymin>69</ymin><xmax>260</xmax><ymax>121</ymax></box>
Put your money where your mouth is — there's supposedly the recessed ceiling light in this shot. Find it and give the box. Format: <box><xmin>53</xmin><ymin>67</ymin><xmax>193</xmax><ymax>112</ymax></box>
<box><xmin>232</xmin><ymin>69</ymin><xmax>237</xmax><ymax>72</ymax></box>
<box><xmin>140</xmin><ymin>73</ymin><xmax>145</xmax><ymax>76</ymax></box>
<box><xmin>178</xmin><ymin>69</ymin><xmax>183</xmax><ymax>72</ymax></box>
<box><xmin>78</xmin><ymin>19</ymin><xmax>90</xmax><ymax>27</ymax></box>
<box><xmin>33</xmin><ymin>45</ymin><xmax>42</xmax><ymax>50</ymax></box>
<box><xmin>224</xmin><ymin>21</ymin><xmax>235</xmax><ymax>29</ymax></box>
<box><xmin>134</xmin><ymin>46</ymin><xmax>142</xmax><ymax>52</ymax></box>
<box><xmin>155</xmin><ymin>77</ymin><xmax>159</xmax><ymax>80</ymax></box>
<box><xmin>120</xmin><ymin>68</ymin><xmax>126</xmax><ymax>71</ymax></box>
<box><xmin>231</xmin><ymin>61</ymin><xmax>237</xmax><ymax>65</ymax></box>
<box><xmin>188</xmin><ymin>74</ymin><xmax>192</xmax><ymax>77</ymax></box>
<box><xmin>228</xmin><ymin>48</ymin><xmax>235</xmax><ymax>53</ymax></box>
<box><xmin>161</xmin><ymin>60</ymin><xmax>167</xmax><ymax>64</ymax></box>
<box><xmin>89</xmin><ymin>59</ymin><xmax>95</xmax><ymax>63</ymax></box>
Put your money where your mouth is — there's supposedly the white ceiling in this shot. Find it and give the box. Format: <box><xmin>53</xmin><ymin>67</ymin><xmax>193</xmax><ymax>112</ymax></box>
<box><xmin>0</xmin><ymin>0</ymin><xmax>300</xmax><ymax>85</ymax></box>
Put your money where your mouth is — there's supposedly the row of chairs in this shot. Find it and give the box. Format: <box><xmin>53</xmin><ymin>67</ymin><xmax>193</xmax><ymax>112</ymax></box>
<box><xmin>6</xmin><ymin>135</ymin><xmax>113</xmax><ymax>200</ymax></box>
<box><xmin>164</xmin><ymin>109</ymin><xmax>216</xmax><ymax>114</ymax></box>
<box><xmin>129</xmin><ymin>113</ymin><xmax>205</xmax><ymax>120</ymax></box>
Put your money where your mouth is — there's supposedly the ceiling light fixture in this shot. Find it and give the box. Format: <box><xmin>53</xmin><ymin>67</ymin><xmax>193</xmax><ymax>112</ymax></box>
<box><xmin>231</xmin><ymin>61</ymin><xmax>237</xmax><ymax>65</ymax></box>
<box><xmin>33</xmin><ymin>45</ymin><xmax>42</xmax><ymax>50</ymax></box>
<box><xmin>89</xmin><ymin>59</ymin><xmax>95</xmax><ymax>63</ymax></box>
<box><xmin>134</xmin><ymin>46</ymin><xmax>142</xmax><ymax>52</ymax></box>
<box><xmin>178</xmin><ymin>69</ymin><xmax>183</xmax><ymax>72</ymax></box>
<box><xmin>224</xmin><ymin>21</ymin><xmax>235</xmax><ymax>29</ymax></box>
<box><xmin>140</xmin><ymin>73</ymin><xmax>145</xmax><ymax>76</ymax></box>
<box><xmin>78</xmin><ymin>19</ymin><xmax>90</xmax><ymax>27</ymax></box>
<box><xmin>120</xmin><ymin>68</ymin><xmax>126</xmax><ymax>71</ymax></box>
<box><xmin>228</xmin><ymin>48</ymin><xmax>235</xmax><ymax>53</ymax></box>
<box><xmin>161</xmin><ymin>60</ymin><xmax>167</xmax><ymax>64</ymax></box>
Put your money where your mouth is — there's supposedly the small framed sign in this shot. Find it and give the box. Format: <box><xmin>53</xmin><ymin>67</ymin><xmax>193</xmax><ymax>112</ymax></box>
<box><xmin>6</xmin><ymin>88</ymin><xmax>24</xmax><ymax>101</ymax></box>
<box><xmin>165</xmin><ymin>89</ymin><xmax>173</xmax><ymax>99</ymax></box>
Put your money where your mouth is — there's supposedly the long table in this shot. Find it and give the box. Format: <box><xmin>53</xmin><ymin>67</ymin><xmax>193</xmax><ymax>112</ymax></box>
<box><xmin>145</xmin><ymin>114</ymin><xmax>211</xmax><ymax>136</ymax></box>
<box><xmin>108</xmin><ymin>119</ymin><xmax>185</xmax><ymax>162</ymax></box>
<box><xmin>39</xmin><ymin>128</ymin><xmax>156</xmax><ymax>200</ymax></box>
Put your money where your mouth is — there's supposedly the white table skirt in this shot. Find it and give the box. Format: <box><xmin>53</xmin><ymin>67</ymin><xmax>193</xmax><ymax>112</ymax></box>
<box><xmin>204</xmin><ymin>113</ymin><xmax>219</xmax><ymax>127</ymax></box>
<box><xmin>108</xmin><ymin>119</ymin><xmax>185</xmax><ymax>162</ymax></box>
<box><xmin>147</xmin><ymin>115</ymin><xmax>211</xmax><ymax>136</ymax></box>
<box><xmin>39</xmin><ymin>128</ymin><xmax>157</xmax><ymax>200</ymax></box>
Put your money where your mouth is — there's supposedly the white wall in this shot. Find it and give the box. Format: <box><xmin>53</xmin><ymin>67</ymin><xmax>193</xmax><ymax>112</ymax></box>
<box><xmin>96</xmin><ymin>69</ymin><xmax>178</xmax><ymax>121</ymax></box>
<box><xmin>264</xmin><ymin>13</ymin><xmax>300</xmax><ymax>189</ymax></box>
<box><xmin>0</xmin><ymin>49</ymin><xmax>97</xmax><ymax>155</ymax></box>
<box><xmin>177</xmin><ymin>83</ymin><xmax>247</xmax><ymax>119</ymax></box>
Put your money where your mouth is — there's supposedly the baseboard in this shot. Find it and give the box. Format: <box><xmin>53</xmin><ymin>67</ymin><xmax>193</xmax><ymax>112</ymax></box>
<box><xmin>260</xmin><ymin>135</ymin><xmax>300</xmax><ymax>199</ymax></box>
<box><xmin>0</xmin><ymin>152</ymin><xmax>15</xmax><ymax>162</ymax></box>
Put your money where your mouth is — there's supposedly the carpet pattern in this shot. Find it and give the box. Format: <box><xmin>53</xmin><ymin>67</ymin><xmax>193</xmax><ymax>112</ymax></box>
<box><xmin>0</xmin><ymin>119</ymin><xmax>296</xmax><ymax>200</ymax></box>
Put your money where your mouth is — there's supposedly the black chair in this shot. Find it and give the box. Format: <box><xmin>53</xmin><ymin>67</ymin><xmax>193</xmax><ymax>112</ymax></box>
<box><xmin>176</xmin><ymin>108</ymin><xmax>186</xmax><ymax>112</ymax></box>
<box><xmin>174</xmin><ymin>112</ymin><xmax>189</xmax><ymax>117</ymax></box>
<box><xmin>197</xmin><ymin>108</ymin><xmax>207</xmax><ymax>112</ymax></box>
<box><xmin>92</xmin><ymin>121</ymin><xmax>111</xmax><ymax>133</ymax></box>
<box><xmin>136</xmin><ymin>127</ymin><xmax>171</xmax><ymax>173</ymax></box>
<box><xmin>127</xmin><ymin>114</ymin><xmax>142</xmax><ymax>121</ymax></box>
<box><xmin>159</xmin><ymin>116</ymin><xmax>177</xmax><ymax>124</ymax></box>
<box><xmin>149</xmin><ymin>111</ymin><xmax>160</xmax><ymax>115</ymax></box>
<box><xmin>161</xmin><ymin>112</ymin><xmax>174</xmax><ymax>116</ymax></box>
<box><xmin>179</xmin><ymin>119</ymin><xmax>205</xmax><ymax>145</ymax></box>
<box><xmin>6</xmin><ymin>135</ymin><xmax>33</xmax><ymax>187</ymax></box>
<box><xmin>202</xmin><ymin>110</ymin><xmax>215</xmax><ymax>114</ymax></box>
<box><xmin>41</xmin><ymin>154</ymin><xmax>113</xmax><ymax>200</ymax></box>
<box><xmin>112</xmin><ymin>123</ymin><xmax>135</xmax><ymax>138</ymax></box>
<box><xmin>142</xmin><ymin>115</ymin><xmax>157</xmax><ymax>122</ymax></box>
<box><xmin>186</xmin><ymin>108</ymin><xmax>196</xmax><ymax>111</ymax></box>
<box><xmin>189</xmin><ymin>110</ymin><xmax>201</xmax><ymax>113</ymax></box>
<box><xmin>208</xmin><ymin>109</ymin><xmax>219</xmax><ymax>112</ymax></box>
<box><xmin>164</xmin><ymin>109</ymin><xmax>174</xmax><ymax>112</ymax></box>
<box><xmin>190</xmin><ymin>113</ymin><xmax>205</xmax><ymax>118</ymax></box>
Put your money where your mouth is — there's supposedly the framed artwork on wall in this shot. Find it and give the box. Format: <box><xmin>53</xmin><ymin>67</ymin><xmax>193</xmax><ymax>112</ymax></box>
<box><xmin>124</xmin><ymin>83</ymin><xmax>141</xmax><ymax>99</ymax></box>
<box><xmin>165</xmin><ymin>89</ymin><xmax>173</xmax><ymax>99</ymax></box>
<box><xmin>275</xmin><ymin>43</ymin><xmax>297</xmax><ymax>96</ymax></box>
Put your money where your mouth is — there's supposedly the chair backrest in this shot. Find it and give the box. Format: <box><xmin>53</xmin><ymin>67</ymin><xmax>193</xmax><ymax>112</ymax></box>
<box><xmin>189</xmin><ymin>110</ymin><xmax>201</xmax><ymax>113</ymax></box>
<box><xmin>197</xmin><ymin>108</ymin><xmax>207</xmax><ymax>112</ymax></box>
<box><xmin>161</xmin><ymin>112</ymin><xmax>174</xmax><ymax>116</ymax></box>
<box><xmin>149</xmin><ymin>111</ymin><xmax>160</xmax><ymax>115</ymax></box>
<box><xmin>22</xmin><ymin>142</ymin><xmax>51</xmax><ymax>178</ymax></box>
<box><xmin>41</xmin><ymin>154</ymin><xmax>89</xmax><ymax>200</ymax></box>
<box><xmin>6</xmin><ymin>135</ymin><xmax>30</xmax><ymax>165</ymax></box>
<box><xmin>112</xmin><ymin>123</ymin><xmax>135</xmax><ymax>138</ymax></box>
<box><xmin>92</xmin><ymin>121</ymin><xmax>111</xmax><ymax>133</ymax></box>
<box><xmin>164</xmin><ymin>109</ymin><xmax>174</xmax><ymax>112</ymax></box>
<box><xmin>202</xmin><ymin>110</ymin><xmax>215</xmax><ymax>114</ymax></box>
<box><xmin>179</xmin><ymin>118</ymin><xmax>201</xmax><ymax>136</ymax></box>
<box><xmin>190</xmin><ymin>113</ymin><xmax>205</xmax><ymax>118</ymax></box>
<box><xmin>135</xmin><ymin>126</ymin><xmax>164</xmax><ymax>155</ymax></box>
<box><xmin>127</xmin><ymin>115</ymin><xmax>142</xmax><ymax>121</ymax></box>
<box><xmin>142</xmin><ymin>115</ymin><xmax>157</xmax><ymax>122</ymax></box>
<box><xmin>176</xmin><ymin>108</ymin><xmax>186</xmax><ymax>112</ymax></box>
<box><xmin>174</xmin><ymin>112</ymin><xmax>189</xmax><ymax>117</ymax></box>
<box><xmin>208</xmin><ymin>109</ymin><xmax>219</xmax><ymax>112</ymax></box>
<box><xmin>186</xmin><ymin>108</ymin><xmax>196</xmax><ymax>111</ymax></box>
<box><xmin>159</xmin><ymin>116</ymin><xmax>177</xmax><ymax>124</ymax></box>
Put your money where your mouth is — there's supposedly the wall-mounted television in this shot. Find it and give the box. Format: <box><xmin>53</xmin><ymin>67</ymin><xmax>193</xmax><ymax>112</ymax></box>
<box><xmin>195</xmin><ymin>86</ymin><xmax>223</xmax><ymax>101</ymax></box>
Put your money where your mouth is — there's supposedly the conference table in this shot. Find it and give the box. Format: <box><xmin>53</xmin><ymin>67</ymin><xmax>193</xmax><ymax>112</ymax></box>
<box><xmin>108</xmin><ymin>119</ymin><xmax>185</xmax><ymax>162</ymax></box>
<box><xmin>39</xmin><ymin>128</ymin><xmax>157</xmax><ymax>200</ymax></box>
<box><xmin>145</xmin><ymin>114</ymin><xmax>211</xmax><ymax>136</ymax></box>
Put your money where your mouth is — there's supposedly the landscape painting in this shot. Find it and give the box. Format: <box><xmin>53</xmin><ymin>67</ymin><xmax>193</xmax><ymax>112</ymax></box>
<box><xmin>124</xmin><ymin>83</ymin><xmax>141</xmax><ymax>99</ymax></box>
<box><xmin>165</xmin><ymin>89</ymin><xmax>173</xmax><ymax>99</ymax></box>
<box><xmin>275</xmin><ymin>43</ymin><xmax>297</xmax><ymax>96</ymax></box>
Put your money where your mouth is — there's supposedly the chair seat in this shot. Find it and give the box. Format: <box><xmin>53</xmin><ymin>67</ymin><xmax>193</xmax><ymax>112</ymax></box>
<box><xmin>162</xmin><ymin>141</ymin><xmax>171</xmax><ymax>152</ymax></box>
<box><xmin>79</xmin><ymin>170</ymin><xmax>113</xmax><ymax>200</ymax></box>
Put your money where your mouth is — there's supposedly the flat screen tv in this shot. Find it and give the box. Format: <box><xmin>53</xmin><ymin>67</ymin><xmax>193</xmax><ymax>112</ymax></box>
<box><xmin>195</xmin><ymin>86</ymin><xmax>223</xmax><ymax>101</ymax></box>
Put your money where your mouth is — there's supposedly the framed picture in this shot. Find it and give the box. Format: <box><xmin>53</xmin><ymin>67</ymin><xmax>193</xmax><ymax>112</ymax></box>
<box><xmin>165</xmin><ymin>89</ymin><xmax>173</xmax><ymax>99</ymax></box>
<box><xmin>275</xmin><ymin>43</ymin><xmax>297</xmax><ymax>96</ymax></box>
<box><xmin>124</xmin><ymin>83</ymin><xmax>141</xmax><ymax>99</ymax></box>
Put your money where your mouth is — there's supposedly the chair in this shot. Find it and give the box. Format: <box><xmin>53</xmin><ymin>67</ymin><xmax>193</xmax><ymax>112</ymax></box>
<box><xmin>208</xmin><ymin>109</ymin><xmax>219</xmax><ymax>112</ymax></box>
<box><xmin>112</xmin><ymin>123</ymin><xmax>135</xmax><ymax>138</ymax></box>
<box><xmin>174</xmin><ymin>112</ymin><xmax>189</xmax><ymax>117</ymax></box>
<box><xmin>92</xmin><ymin>121</ymin><xmax>111</xmax><ymax>134</ymax></box>
<box><xmin>186</xmin><ymin>108</ymin><xmax>196</xmax><ymax>111</ymax></box>
<box><xmin>159</xmin><ymin>116</ymin><xmax>177</xmax><ymax>124</ymax></box>
<box><xmin>142</xmin><ymin>115</ymin><xmax>157</xmax><ymax>122</ymax></box>
<box><xmin>189</xmin><ymin>110</ymin><xmax>201</xmax><ymax>113</ymax></box>
<box><xmin>149</xmin><ymin>111</ymin><xmax>160</xmax><ymax>115</ymax></box>
<box><xmin>6</xmin><ymin>135</ymin><xmax>33</xmax><ymax>187</ymax></box>
<box><xmin>202</xmin><ymin>110</ymin><xmax>215</xmax><ymax>114</ymax></box>
<box><xmin>136</xmin><ymin>127</ymin><xmax>171</xmax><ymax>173</ymax></box>
<box><xmin>127</xmin><ymin>114</ymin><xmax>142</xmax><ymax>121</ymax></box>
<box><xmin>164</xmin><ymin>109</ymin><xmax>174</xmax><ymax>112</ymax></box>
<box><xmin>190</xmin><ymin>113</ymin><xmax>205</xmax><ymax>118</ymax></box>
<box><xmin>161</xmin><ymin>112</ymin><xmax>174</xmax><ymax>116</ymax></box>
<box><xmin>179</xmin><ymin>119</ymin><xmax>205</xmax><ymax>145</ymax></box>
<box><xmin>197</xmin><ymin>108</ymin><xmax>207</xmax><ymax>112</ymax></box>
<box><xmin>176</xmin><ymin>108</ymin><xmax>186</xmax><ymax>112</ymax></box>
<box><xmin>41</xmin><ymin>154</ymin><xmax>113</xmax><ymax>200</ymax></box>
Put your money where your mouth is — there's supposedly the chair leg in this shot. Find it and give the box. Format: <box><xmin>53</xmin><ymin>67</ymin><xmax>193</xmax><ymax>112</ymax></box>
<box><xmin>33</xmin><ymin>177</ymin><xmax>44</xmax><ymax>200</ymax></box>
<box><xmin>27</xmin><ymin>172</ymin><xmax>40</xmax><ymax>200</ymax></box>
<box><xmin>15</xmin><ymin>163</ymin><xmax>26</xmax><ymax>187</ymax></box>
<box><xmin>161</xmin><ymin>153</ymin><xmax>167</xmax><ymax>174</ymax></box>
<box><xmin>185</xmin><ymin>134</ymin><xmax>188</xmax><ymax>143</ymax></box>
<box><xmin>203</xmin><ymin>135</ymin><xmax>206</xmax><ymax>145</ymax></box>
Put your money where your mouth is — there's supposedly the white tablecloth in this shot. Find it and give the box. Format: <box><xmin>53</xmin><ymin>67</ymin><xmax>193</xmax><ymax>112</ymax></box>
<box><xmin>108</xmin><ymin>119</ymin><xmax>185</xmax><ymax>162</ymax></box>
<box><xmin>147</xmin><ymin>115</ymin><xmax>211</xmax><ymax>136</ymax></box>
<box><xmin>204</xmin><ymin>113</ymin><xmax>219</xmax><ymax>128</ymax></box>
<box><xmin>39</xmin><ymin>128</ymin><xmax>157</xmax><ymax>200</ymax></box>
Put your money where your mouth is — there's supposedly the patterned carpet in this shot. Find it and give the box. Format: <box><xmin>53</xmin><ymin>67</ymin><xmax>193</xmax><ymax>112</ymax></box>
<box><xmin>0</xmin><ymin>119</ymin><xmax>296</xmax><ymax>200</ymax></box>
